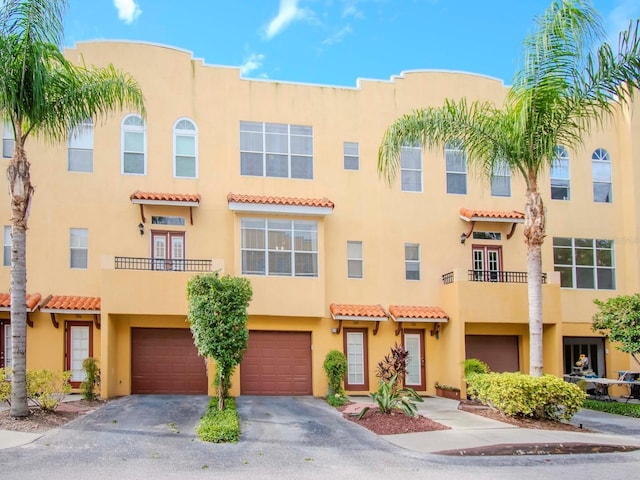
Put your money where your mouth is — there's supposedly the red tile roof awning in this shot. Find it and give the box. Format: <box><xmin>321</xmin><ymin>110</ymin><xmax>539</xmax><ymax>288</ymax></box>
<box><xmin>228</xmin><ymin>193</ymin><xmax>334</xmax><ymax>216</ymax></box>
<box><xmin>130</xmin><ymin>191</ymin><xmax>201</xmax><ymax>206</ymax></box>
<box><xmin>329</xmin><ymin>303</ymin><xmax>388</xmax><ymax>321</ymax></box>
<box><xmin>388</xmin><ymin>305</ymin><xmax>448</xmax><ymax>323</ymax></box>
<box><xmin>459</xmin><ymin>208</ymin><xmax>524</xmax><ymax>223</ymax></box>
<box><xmin>0</xmin><ymin>292</ymin><xmax>42</xmax><ymax>312</ymax></box>
<box><xmin>40</xmin><ymin>296</ymin><xmax>101</xmax><ymax>313</ymax></box>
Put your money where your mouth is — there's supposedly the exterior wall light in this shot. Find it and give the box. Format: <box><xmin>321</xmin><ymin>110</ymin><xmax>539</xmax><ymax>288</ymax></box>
<box><xmin>138</xmin><ymin>222</ymin><xmax>144</xmax><ymax>236</ymax></box>
<box><xmin>460</xmin><ymin>233</ymin><xmax>467</xmax><ymax>244</ymax></box>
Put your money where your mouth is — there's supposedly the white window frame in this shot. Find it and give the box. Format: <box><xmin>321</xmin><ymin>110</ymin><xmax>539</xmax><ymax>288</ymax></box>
<box><xmin>445</xmin><ymin>140</ymin><xmax>467</xmax><ymax>194</ymax></box>
<box><xmin>592</xmin><ymin>148</ymin><xmax>612</xmax><ymax>203</ymax></box>
<box><xmin>68</xmin><ymin>118</ymin><xmax>94</xmax><ymax>173</ymax></box>
<box><xmin>404</xmin><ymin>243</ymin><xmax>420</xmax><ymax>281</ymax></box>
<box><xmin>173</xmin><ymin>118</ymin><xmax>198</xmax><ymax>178</ymax></box>
<box><xmin>70</xmin><ymin>228</ymin><xmax>88</xmax><ymax>269</ymax></box>
<box><xmin>400</xmin><ymin>144</ymin><xmax>422</xmax><ymax>192</ymax></box>
<box><xmin>491</xmin><ymin>159</ymin><xmax>511</xmax><ymax>197</ymax></box>
<box><xmin>551</xmin><ymin>145</ymin><xmax>570</xmax><ymax>200</ymax></box>
<box><xmin>344</xmin><ymin>329</ymin><xmax>368</xmax><ymax>390</ymax></box>
<box><xmin>121</xmin><ymin>114</ymin><xmax>146</xmax><ymax>175</ymax></box>
<box><xmin>2</xmin><ymin>122</ymin><xmax>14</xmax><ymax>159</ymax></box>
<box><xmin>553</xmin><ymin>237</ymin><xmax>615</xmax><ymax>290</ymax></box>
<box><xmin>3</xmin><ymin>226</ymin><xmax>10</xmax><ymax>267</ymax></box>
<box><xmin>343</xmin><ymin>141</ymin><xmax>359</xmax><ymax>170</ymax></box>
<box><xmin>347</xmin><ymin>241</ymin><xmax>363</xmax><ymax>279</ymax></box>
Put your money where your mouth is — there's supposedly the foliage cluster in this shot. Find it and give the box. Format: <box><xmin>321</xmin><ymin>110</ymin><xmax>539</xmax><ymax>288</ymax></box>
<box><xmin>463</xmin><ymin>358</ymin><xmax>490</xmax><ymax>377</ymax></box>
<box><xmin>583</xmin><ymin>399</ymin><xmax>640</xmax><ymax>418</ymax></box>
<box><xmin>592</xmin><ymin>294</ymin><xmax>640</xmax><ymax>366</ymax></box>
<box><xmin>466</xmin><ymin>372</ymin><xmax>586</xmax><ymax>421</ymax></box>
<box><xmin>80</xmin><ymin>357</ymin><xmax>100</xmax><ymax>401</ymax></box>
<box><xmin>358</xmin><ymin>374</ymin><xmax>423</xmax><ymax>419</ymax></box>
<box><xmin>323</xmin><ymin>350</ymin><xmax>348</xmax><ymax>406</ymax></box>
<box><xmin>375</xmin><ymin>343</ymin><xmax>408</xmax><ymax>389</ymax></box>
<box><xmin>187</xmin><ymin>273</ymin><xmax>252</xmax><ymax>410</ymax></box>
<box><xmin>434</xmin><ymin>383</ymin><xmax>460</xmax><ymax>392</ymax></box>
<box><xmin>0</xmin><ymin>368</ymin><xmax>71</xmax><ymax>411</ymax></box>
<box><xmin>196</xmin><ymin>397</ymin><xmax>240</xmax><ymax>443</ymax></box>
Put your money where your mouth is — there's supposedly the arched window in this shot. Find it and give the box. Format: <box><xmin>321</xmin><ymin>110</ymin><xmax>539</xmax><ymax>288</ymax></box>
<box><xmin>445</xmin><ymin>140</ymin><xmax>467</xmax><ymax>194</ymax></box>
<box><xmin>592</xmin><ymin>148</ymin><xmax>612</xmax><ymax>203</ymax></box>
<box><xmin>550</xmin><ymin>145</ymin><xmax>570</xmax><ymax>200</ymax></box>
<box><xmin>173</xmin><ymin>118</ymin><xmax>197</xmax><ymax>178</ymax></box>
<box><xmin>121</xmin><ymin>114</ymin><xmax>146</xmax><ymax>175</ymax></box>
<box><xmin>68</xmin><ymin>118</ymin><xmax>94</xmax><ymax>172</ymax></box>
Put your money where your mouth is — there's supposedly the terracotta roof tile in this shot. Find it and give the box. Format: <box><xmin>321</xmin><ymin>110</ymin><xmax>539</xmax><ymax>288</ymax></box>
<box><xmin>389</xmin><ymin>305</ymin><xmax>448</xmax><ymax>321</ymax></box>
<box><xmin>228</xmin><ymin>193</ymin><xmax>334</xmax><ymax>209</ymax></box>
<box><xmin>330</xmin><ymin>303</ymin><xmax>387</xmax><ymax>319</ymax></box>
<box><xmin>42</xmin><ymin>296</ymin><xmax>101</xmax><ymax>311</ymax></box>
<box><xmin>460</xmin><ymin>208</ymin><xmax>524</xmax><ymax>221</ymax></box>
<box><xmin>0</xmin><ymin>293</ymin><xmax>42</xmax><ymax>311</ymax></box>
<box><xmin>130</xmin><ymin>191</ymin><xmax>201</xmax><ymax>203</ymax></box>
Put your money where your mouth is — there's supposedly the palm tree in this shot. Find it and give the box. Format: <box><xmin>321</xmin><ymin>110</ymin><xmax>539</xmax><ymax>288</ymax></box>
<box><xmin>0</xmin><ymin>0</ymin><xmax>145</xmax><ymax>417</ymax></box>
<box><xmin>378</xmin><ymin>0</ymin><xmax>640</xmax><ymax>377</ymax></box>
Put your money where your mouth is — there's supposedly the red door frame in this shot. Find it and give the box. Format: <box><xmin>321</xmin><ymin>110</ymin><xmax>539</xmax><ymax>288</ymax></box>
<box><xmin>343</xmin><ymin>328</ymin><xmax>369</xmax><ymax>391</ymax></box>
<box><xmin>65</xmin><ymin>321</ymin><xmax>94</xmax><ymax>388</ymax></box>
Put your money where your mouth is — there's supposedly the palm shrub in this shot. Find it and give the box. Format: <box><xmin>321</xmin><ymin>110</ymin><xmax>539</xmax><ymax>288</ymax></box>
<box><xmin>80</xmin><ymin>357</ymin><xmax>100</xmax><ymax>400</ymax></box>
<box><xmin>358</xmin><ymin>374</ymin><xmax>423</xmax><ymax>419</ymax></box>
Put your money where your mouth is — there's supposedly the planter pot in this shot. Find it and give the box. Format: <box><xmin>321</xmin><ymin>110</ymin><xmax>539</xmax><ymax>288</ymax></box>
<box><xmin>436</xmin><ymin>387</ymin><xmax>460</xmax><ymax>400</ymax></box>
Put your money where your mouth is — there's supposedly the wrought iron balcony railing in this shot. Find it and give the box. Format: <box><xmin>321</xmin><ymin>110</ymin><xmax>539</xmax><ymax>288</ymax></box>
<box><xmin>441</xmin><ymin>270</ymin><xmax>547</xmax><ymax>285</ymax></box>
<box><xmin>114</xmin><ymin>257</ymin><xmax>213</xmax><ymax>272</ymax></box>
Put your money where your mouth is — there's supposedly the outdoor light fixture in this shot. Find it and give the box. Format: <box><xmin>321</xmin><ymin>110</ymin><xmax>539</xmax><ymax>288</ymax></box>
<box><xmin>460</xmin><ymin>233</ymin><xmax>467</xmax><ymax>244</ymax></box>
<box><xmin>138</xmin><ymin>222</ymin><xmax>144</xmax><ymax>236</ymax></box>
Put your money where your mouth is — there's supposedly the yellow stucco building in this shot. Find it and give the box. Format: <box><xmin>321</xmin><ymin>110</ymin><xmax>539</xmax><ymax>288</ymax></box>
<box><xmin>1</xmin><ymin>41</ymin><xmax>639</xmax><ymax>399</ymax></box>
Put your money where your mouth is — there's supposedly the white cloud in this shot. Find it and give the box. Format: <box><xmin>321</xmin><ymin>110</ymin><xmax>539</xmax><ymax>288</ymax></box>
<box><xmin>322</xmin><ymin>25</ymin><xmax>352</xmax><ymax>45</ymax></box>
<box><xmin>113</xmin><ymin>0</ymin><xmax>142</xmax><ymax>24</ymax></box>
<box><xmin>240</xmin><ymin>53</ymin><xmax>265</xmax><ymax>76</ymax></box>
<box><xmin>265</xmin><ymin>0</ymin><xmax>310</xmax><ymax>39</ymax></box>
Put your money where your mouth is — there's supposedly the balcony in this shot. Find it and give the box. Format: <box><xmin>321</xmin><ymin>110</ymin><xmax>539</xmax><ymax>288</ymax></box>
<box><xmin>442</xmin><ymin>270</ymin><xmax>547</xmax><ymax>285</ymax></box>
<box><xmin>114</xmin><ymin>257</ymin><xmax>213</xmax><ymax>272</ymax></box>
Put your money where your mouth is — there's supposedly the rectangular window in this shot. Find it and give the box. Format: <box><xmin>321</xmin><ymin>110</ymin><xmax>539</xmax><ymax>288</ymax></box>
<box><xmin>68</xmin><ymin>119</ymin><xmax>93</xmax><ymax>172</ymax></box>
<box><xmin>445</xmin><ymin>141</ymin><xmax>467</xmax><ymax>194</ymax></box>
<box><xmin>344</xmin><ymin>328</ymin><xmax>368</xmax><ymax>390</ymax></box>
<box><xmin>152</xmin><ymin>231</ymin><xmax>185</xmax><ymax>271</ymax></box>
<box><xmin>3</xmin><ymin>226</ymin><xmax>10</xmax><ymax>267</ymax></box>
<box><xmin>491</xmin><ymin>159</ymin><xmax>511</xmax><ymax>197</ymax></box>
<box><xmin>472</xmin><ymin>232</ymin><xmax>501</xmax><ymax>240</ymax></box>
<box><xmin>241</xmin><ymin>218</ymin><xmax>318</xmax><ymax>277</ymax></box>
<box><xmin>151</xmin><ymin>216</ymin><xmax>186</xmax><ymax>226</ymax></box>
<box><xmin>2</xmin><ymin>122</ymin><xmax>14</xmax><ymax>159</ymax></box>
<box><xmin>553</xmin><ymin>237</ymin><xmax>615</xmax><ymax>289</ymax></box>
<box><xmin>240</xmin><ymin>121</ymin><xmax>313</xmax><ymax>179</ymax></box>
<box><xmin>400</xmin><ymin>144</ymin><xmax>422</xmax><ymax>192</ymax></box>
<box><xmin>347</xmin><ymin>241</ymin><xmax>363</xmax><ymax>279</ymax></box>
<box><xmin>343</xmin><ymin>141</ymin><xmax>359</xmax><ymax>170</ymax></box>
<box><xmin>70</xmin><ymin>228</ymin><xmax>88</xmax><ymax>269</ymax></box>
<box><xmin>404</xmin><ymin>243</ymin><xmax>420</xmax><ymax>280</ymax></box>
<box><xmin>551</xmin><ymin>146</ymin><xmax>570</xmax><ymax>200</ymax></box>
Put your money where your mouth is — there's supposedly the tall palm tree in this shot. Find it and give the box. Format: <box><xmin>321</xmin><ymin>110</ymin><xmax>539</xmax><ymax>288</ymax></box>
<box><xmin>0</xmin><ymin>0</ymin><xmax>145</xmax><ymax>417</ymax></box>
<box><xmin>378</xmin><ymin>0</ymin><xmax>640</xmax><ymax>377</ymax></box>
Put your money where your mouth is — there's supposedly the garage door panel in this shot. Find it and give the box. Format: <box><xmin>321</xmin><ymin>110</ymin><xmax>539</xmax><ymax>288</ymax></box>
<box><xmin>240</xmin><ymin>331</ymin><xmax>312</xmax><ymax>395</ymax></box>
<box><xmin>465</xmin><ymin>335</ymin><xmax>519</xmax><ymax>373</ymax></box>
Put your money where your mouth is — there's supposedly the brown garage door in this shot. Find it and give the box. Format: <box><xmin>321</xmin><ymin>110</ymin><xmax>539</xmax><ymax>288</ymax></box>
<box><xmin>240</xmin><ymin>331</ymin><xmax>312</xmax><ymax>395</ymax></box>
<box><xmin>465</xmin><ymin>335</ymin><xmax>520</xmax><ymax>372</ymax></box>
<box><xmin>131</xmin><ymin>328</ymin><xmax>208</xmax><ymax>394</ymax></box>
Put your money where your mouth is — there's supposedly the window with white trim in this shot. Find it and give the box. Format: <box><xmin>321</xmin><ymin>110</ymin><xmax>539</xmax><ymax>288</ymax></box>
<box><xmin>400</xmin><ymin>144</ymin><xmax>422</xmax><ymax>192</ymax></box>
<box><xmin>445</xmin><ymin>140</ymin><xmax>467</xmax><ymax>194</ymax></box>
<box><xmin>553</xmin><ymin>237</ymin><xmax>615</xmax><ymax>289</ymax></box>
<box><xmin>551</xmin><ymin>146</ymin><xmax>570</xmax><ymax>200</ymax></box>
<box><xmin>121</xmin><ymin>114</ymin><xmax>146</xmax><ymax>175</ymax></box>
<box><xmin>405</xmin><ymin>243</ymin><xmax>420</xmax><ymax>280</ymax></box>
<box><xmin>68</xmin><ymin>118</ymin><xmax>93</xmax><ymax>172</ymax></box>
<box><xmin>2</xmin><ymin>122</ymin><xmax>14</xmax><ymax>159</ymax></box>
<box><xmin>347</xmin><ymin>241</ymin><xmax>363</xmax><ymax>279</ymax></box>
<box><xmin>3</xmin><ymin>226</ymin><xmax>10</xmax><ymax>267</ymax></box>
<box><xmin>343</xmin><ymin>141</ymin><xmax>359</xmax><ymax>170</ymax></box>
<box><xmin>592</xmin><ymin>148</ymin><xmax>612</xmax><ymax>203</ymax></box>
<box><xmin>491</xmin><ymin>159</ymin><xmax>511</xmax><ymax>197</ymax></box>
<box><xmin>240</xmin><ymin>121</ymin><xmax>313</xmax><ymax>179</ymax></box>
<box><xmin>241</xmin><ymin>218</ymin><xmax>318</xmax><ymax>277</ymax></box>
<box><xmin>174</xmin><ymin>118</ymin><xmax>197</xmax><ymax>178</ymax></box>
<box><xmin>70</xmin><ymin>228</ymin><xmax>88</xmax><ymax>269</ymax></box>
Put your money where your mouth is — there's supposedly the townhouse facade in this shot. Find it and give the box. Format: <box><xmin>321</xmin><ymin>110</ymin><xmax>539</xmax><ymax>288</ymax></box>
<box><xmin>1</xmin><ymin>40</ymin><xmax>639</xmax><ymax>399</ymax></box>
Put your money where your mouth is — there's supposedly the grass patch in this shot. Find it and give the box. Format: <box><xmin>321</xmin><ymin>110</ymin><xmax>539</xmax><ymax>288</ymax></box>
<box><xmin>583</xmin><ymin>399</ymin><xmax>640</xmax><ymax>418</ymax></box>
<box><xmin>196</xmin><ymin>397</ymin><xmax>240</xmax><ymax>443</ymax></box>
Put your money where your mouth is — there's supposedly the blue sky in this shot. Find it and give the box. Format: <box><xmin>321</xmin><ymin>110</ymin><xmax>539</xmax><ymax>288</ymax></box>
<box><xmin>63</xmin><ymin>0</ymin><xmax>640</xmax><ymax>87</ymax></box>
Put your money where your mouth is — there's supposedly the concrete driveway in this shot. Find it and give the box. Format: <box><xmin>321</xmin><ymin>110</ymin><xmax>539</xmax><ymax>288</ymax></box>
<box><xmin>1</xmin><ymin>395</ymin><xmax>640</xmax><ymax>479</ymax></box>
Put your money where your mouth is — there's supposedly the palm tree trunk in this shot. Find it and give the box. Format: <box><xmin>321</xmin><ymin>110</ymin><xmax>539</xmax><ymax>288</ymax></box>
<box><xmin>524</xmin><ymin>186</ymin><xmax>545</xmax><ymax>378</ymax></box>
<box><xmin>7</xmin><ymin>132</ymin><xmax>33</xmax><ymax>418</ymax></box>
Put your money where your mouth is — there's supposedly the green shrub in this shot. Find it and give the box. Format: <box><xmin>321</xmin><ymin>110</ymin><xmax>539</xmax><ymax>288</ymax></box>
<box><xmin>0</xmin><ymin>368</ymin><xmax>11</xmax><ymax>403</ymax></box>
<box><xmin>0</xmin><ymin>369</ymin><xmax>72</xmax><ymax>411</ymax></box>
<box><xmin>326</xmin><ymin>392</ymin><xmax>348</xmax><ymax>407</ymax></box>
<box><xmin>196</xmin><ymin>397</ymin><xmax>240</xmax><ymax>443</ymax></box>
<box><xmin>358</xmin><ymin>374</ymin><xmax>424</xmax><ymax>418</ymax></box>
<box><xmin>323</xmin><ymin>350</ymin><xmax>347</xmax><ymax>396</ymax></box>
<box><xmin>583</xmin><ymin>399</ymin><xmax>640</xmax><ymax>418</ymax></box>
<box><xmin>80</xmin><ymin>357</ymin><xmax>100</xmax><ymax>401</ymax></box>
<box><xmin>463</xmin><ymin>358</ymin><xmax>490</xmax><ymax>377</ymax></box>
<box><xmin>466</xmin><ymin>372</ymin><xmax>585</xmax><ymax>421</ymax></box>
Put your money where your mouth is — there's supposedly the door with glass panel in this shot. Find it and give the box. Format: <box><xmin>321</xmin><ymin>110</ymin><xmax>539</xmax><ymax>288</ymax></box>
<box><xmin>152</xmin><ymin>231</ymin><xmax>185</xmax><ymax>270</ymax></box>
<box><xmin>404</xmin><ymin>330</ymin><xmax>425</xmax><ymax>390</ymax></box>
<box><xmin>343</xmin><ymin>328</ymin><xmax>368</xmax><ymax>390</ymax></box>
<box><xmin>66</xmin><ymin>322</ymin><xmax>93</xmax><ymax>387</ymax></box>
<box><xmin>472</xmin><ymin>246</ymin><xmax>502</xmax><ymax>281</ymax></box>
<box><xmin>0</xmin><ymin>320</ymin><xmax>10</xmax><ymax>370</ymax></box>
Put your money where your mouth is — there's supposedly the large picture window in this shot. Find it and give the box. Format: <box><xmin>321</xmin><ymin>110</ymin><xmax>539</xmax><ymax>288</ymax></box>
<box><xmin>240</xmin><ymin>121</ymin><xmax>313</xmax><ymax>179</ymax></box>
<box><xmin>553</xmin><ymin>237</ymin><xmax>615</xmax><ymax>289</ymax></box>
<box><xmin>241</xmin><ymin>218</ymin><xmax>318</xmax><ymax>277</ymax></box>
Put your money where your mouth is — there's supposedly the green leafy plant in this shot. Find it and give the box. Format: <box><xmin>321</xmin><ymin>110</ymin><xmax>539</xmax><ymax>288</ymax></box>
<box><xmin>583</xmin><ymin>399</ymin><xmax>640</xmax><ymax>418</ymax></box>
<box><xmin>196</xmin><ymin>397</ymin><xmax>240</xmax><ymax>443</ymax></box>
<box><xmin>592</xmin><ymin>293</ymin><xmax>640</xmax><ymax>366</ymax></box>
<box><xmin>463</xmin><ymin>358</ymin><xmax>490</xmax><ymax>377</ymax></box>
<box><xmin>0</xmin><ymin>369</ymin><xmax>72</xmax><ymax>411</ymax></box>
<box><xmin>80</xmin><ymin>357</ymin><xmax>100</xmax><ymax>401</ymax></box>
<box><xmin>323</xmin><ymin>350</ymin><xmax>347</xmax><ymax>395</ymax></box>
<box><xmin>376</xmin><ymin>343</ymin><xmax>409</xmax><ymax>391</ymax></box>
<box><xmin>434</xmin><ymin>382</ymin><xmax>460</xmax><ymax>392</ymax></box>
<box><xmin>358</xmin><ymin>374</ymin><xmax>423</xmax><ymax>418</ymax></box>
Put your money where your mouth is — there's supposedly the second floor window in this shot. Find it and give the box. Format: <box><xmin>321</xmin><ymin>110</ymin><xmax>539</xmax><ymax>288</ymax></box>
<box><xmin>2</xmin><ymin>122</ymin><xmax>14</xmax><ymax>159</ymax></box>
<box><xmin>400</xmin><ymin>144</ymin><xmax>422</xmax><ymax>192</ymax></box>
<box><xmin>553</xmin><ymin>237</ymin><xmax>615</xmax><ymax>289</ymax></box>
<box><xmin>3</xmin><ymin>226</ymin><xmax>10</xmax><ymax>267</ymax></box>
<box><xmin>347</xmin><ymin>241</ymin><xmax>363</xmax><ymax>278</ymax></box>
<box><xmin>240</xmin><ymin>121</ymin><xmax>313</xmax><ymax>179</ymax></box>
<box><xmin>174</xmin><ymin>118</ymin><xmax>197</xmax><ymax>178</ymax></box>
<box><xmin>491</xmin><ymin>159</ymin><xmax>511</xmax><ymax>197</ymax></box>
<box><xmin>70</xmin><ymin>228</ymin><xmax>88</xmax><ymax>269</ymax></box>
<box><xmin>445</xmin><ymin>140</ymin><xmax>467</xmax><ymax>194</ymax></box>
<box><xmin>343</xmin><ymin>142</ymin><xmax>359</xmax><ymax>170</ymax></box>
<box><xmin>405</xmin><ymin>243</ymin><xmax>420</xmax><ymax>280</ymax></box>
<box><xmin>550</xmin><ymin>145</ymin><xmax>570</xmax><ymax>200</ymax></box>
<box><xmin>592</xmin><ymin>148</ymin><xmax>612</xmax><ymax>203</ymax></box>
<box><xmin>68</xmin><ymin>119</ymin><xmax>93</xmax><ymax>173</ymax></box>
<box><xmin>122</xmin><ymin>114</ymin><xmax>146</xmax><ymax>175</ymax></box>
<box><xmin>241</xmin><ymin>218</ymin><xmax>318</xmax><ymax>277</ymax></box>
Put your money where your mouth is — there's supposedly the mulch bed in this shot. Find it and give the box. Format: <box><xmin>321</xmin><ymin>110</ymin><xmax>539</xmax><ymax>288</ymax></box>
<box><xmin>342</xmin><ymin>405</ymin><xmax>450</xmax><ymax>435</ymax></box>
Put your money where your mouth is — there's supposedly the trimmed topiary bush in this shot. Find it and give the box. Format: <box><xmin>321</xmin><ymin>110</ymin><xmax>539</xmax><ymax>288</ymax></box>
<box><xmin>196</xmin><ymin>397</ymin><xmax>240</xmax><ymax>443</ymax></box>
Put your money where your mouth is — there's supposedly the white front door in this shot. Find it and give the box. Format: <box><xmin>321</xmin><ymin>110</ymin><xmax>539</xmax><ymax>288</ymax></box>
<box><xmin>2</xmin><ymin>323</ymin><xmax>11</xmax><ymax>370</ymax></box>
<box><xmin>404</xmin><ymin>330</ymin><xmax>425</xmax><ymax>390</ymax></box>
<box><xmin>69</xmin><ymin>325</ymin><xmax>90</xmax><ymax>383</ymax></box>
